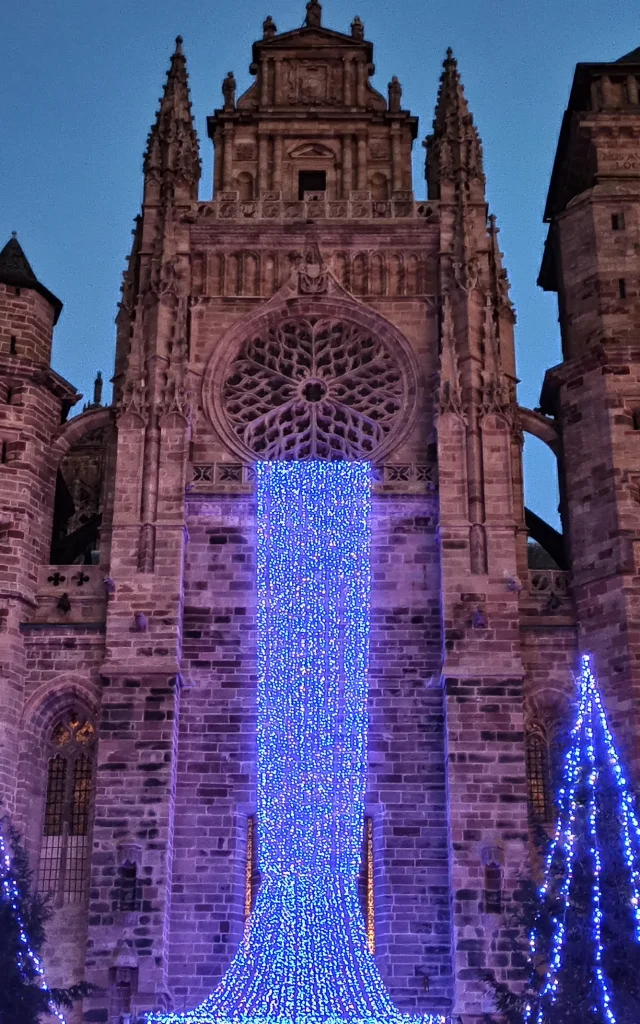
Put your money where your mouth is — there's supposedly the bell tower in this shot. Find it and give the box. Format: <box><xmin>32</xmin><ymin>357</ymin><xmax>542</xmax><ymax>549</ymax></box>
<box><xmin>207</xmin><ymin>0</ymin><xmax>417</xmax><ymax>204</ymax></box>
<box><xmin>539</xmin><ymin>48</ymin><xmax>640</xmax><ymax>769</ymax></box>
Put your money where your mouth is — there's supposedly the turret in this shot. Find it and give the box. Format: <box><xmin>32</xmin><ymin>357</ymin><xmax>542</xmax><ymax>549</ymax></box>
<box><xmin>0</xmin><ymin>232</ymin><xmax>63</xmax><ymax>367</ymax></box>
<box><xmin>0</xmin><ymin>235</ymin><xmax>78</xmax><ymax>813</ymax></box>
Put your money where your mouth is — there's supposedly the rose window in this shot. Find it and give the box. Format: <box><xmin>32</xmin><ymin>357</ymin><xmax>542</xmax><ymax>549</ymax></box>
<box><xmin>219</xmin><ymin>316</ymin><xmax>411</xmax><ymax>461</ymax></box>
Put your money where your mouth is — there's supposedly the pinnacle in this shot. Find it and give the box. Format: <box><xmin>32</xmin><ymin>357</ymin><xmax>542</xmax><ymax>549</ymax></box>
<box><xmin>143</xmin><ymin>34</ymin><xmax>201</xmax><ymax>192</ymax></box>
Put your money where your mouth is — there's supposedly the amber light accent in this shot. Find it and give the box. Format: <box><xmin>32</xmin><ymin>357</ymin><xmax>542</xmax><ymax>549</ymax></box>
<box><xmin>526</xmin><ymin>729</ymin><xmax>551</xmax><ymax>823</ymax></box>
<box><xmin>365</xmin><ymin>815</ymin><xmax>375</xmax><ymax>954</ymax></box>
<box><xmin>245</xmin><ymin>815</ymin><xmax>255</xmax><ymax>918</ymax></box>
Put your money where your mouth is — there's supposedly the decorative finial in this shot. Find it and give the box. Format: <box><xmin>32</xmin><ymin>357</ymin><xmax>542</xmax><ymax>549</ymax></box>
<box><xmin>175</xmin><ymin>35</ymin><xmax>183</xmax><ymax>53</ymax></box>
<box><xmin>305</xmin><ymin>0</ymin><xmax>322</xmax><ymax>28</ymax></box>
<box><xmin>351</xmin><ymin>15</ymin><xmax>364</xmax><ymax>40</ymax></box>
<box><xmin>11</xmin><ymin>231</ymin><xmax>17</xmax><ymax>239</ymax></box>
<box><xmin>263</xmin><ymin>15</ymin><xmax>277</xmax><ymax>39</ymax></box>
<box><xmin>222</xmin><ymin>71</ymin><xmax>237</xmax><ymax>111</ymax></box>
<box><xmin>445</xmin><ymin>47</ymin><xmax>454</xmax><ymax>61</ymax></box>
<box><xmin>93</xmin><ymin>371</ymin><xmax>103</xmax><ymax>407</ymax></box>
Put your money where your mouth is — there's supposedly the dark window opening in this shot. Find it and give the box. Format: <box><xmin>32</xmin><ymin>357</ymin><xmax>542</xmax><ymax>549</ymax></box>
<box><xmin>633</xmin><ymin>410</ymin><xmax>640</xmax><ymax>431</ymax></box>
<box><xmin>619</xmin><ymin>278</ymin><xmax>627</xmax><ymax>298</ymax></box>
<box><xmin>9</xmin><ymin>336</ymin><xmax>17</xmax><ymax>355</ymax></box>
<box><xmin>612</xmin><ymin>212</ymin><xmax>625</xmax><ymax>231</ymax></box>
<box><xmin>484</xmin><ymin>864</ymin><xmax>502</xmax><ymax>915</ymax></box>
<box><xmin>118</xmin><ymin>862</ymin><xmax>140</xmax><ymax>913</ymax></box>
<box><xmin>299</xmin><ymin>170</ymin><xmax>326</xmax><ymax>199</ymax></box>
<box><xmin>0</xmin><ymin>441</ymin><xmax>7</xmax><ymax>465</ymax></box>
<box><xmin>5</xmin><ymin>388</ymin><xmax>13</xmax><ymax>405</ymax></box>
<box><xmin>14</xmin><ymin>287</ymin><xmax>21</xmax><ymax>296</ymax></box>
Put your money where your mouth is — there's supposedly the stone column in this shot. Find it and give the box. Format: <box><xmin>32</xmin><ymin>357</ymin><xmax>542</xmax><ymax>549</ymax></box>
<box><xmin>357</xmin><ymin>136</ymin><xmax>368</xmax><ymax>190</ymax></box>
<box><xmin>342</xmin><ymin>135</ymin><xmax>353</xmax><ymax>197</ymax></box>
<box><xmin>258</xmin><ymin>134</ymin><xmax>269</xmax><ymax>195</ymax></box>
<box><xmin>222</xmin><ymin>125</ymin><xmax>234</xmax><ymax>191</ymax></box>
<box><xmin>391</xmin><ymin>125</ymin><xmax>402</xmax><ymax>193</ymax></box>
<box><xmin>273</xmin><ymin>135</ymin><xmax>284</xmax><ymax>193</ymax></box>
<box><xmin>356</xmin><ymin>60</ymin><xmax>366</xmax><ymax>107</ymax></box>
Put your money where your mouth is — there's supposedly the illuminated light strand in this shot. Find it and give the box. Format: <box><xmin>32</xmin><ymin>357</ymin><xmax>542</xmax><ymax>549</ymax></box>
<box><xmin>585</xmin><ymin>662</ymin><xmax>640</xmax><ymax>940</ymax></box>
<box><xmin>526</xmin><ymin>675</ymin><xmax>589</xmax><ymax>1023</ymax></box>
<box><xmin>365</xmin><ymin>817</ymin><xmax>375</xmax><ymax>956</ymax></box>
<box><xmin>0</xmin><ymin>826</ymin><xmax>67</xmax><ymax>1024</ymax></box>
<box><xmin>147</xmin><ymin>462</ymin><xmax>444</xmax><ymax>1024</ymax></box>
<box><xmin>525</xmin><ymin>654</ymin><xmax>640</xmax><ymax>1024</ymax></box>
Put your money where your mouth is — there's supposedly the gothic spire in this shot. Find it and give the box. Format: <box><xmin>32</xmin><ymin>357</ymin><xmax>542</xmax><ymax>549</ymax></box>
<box><xmin>424</xmin><ymin>49</ymin><xmax>485</xmax><ymax>200</ymax></box>
<box><xmin>143</xmin><ymin>35</ymin><xmax>201</xmax><ymax>201</ymax></box>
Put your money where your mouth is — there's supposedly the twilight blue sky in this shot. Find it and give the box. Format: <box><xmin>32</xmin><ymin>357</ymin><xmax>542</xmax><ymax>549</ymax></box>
<box><xmin>2</xmin><ymin>0</ymin><xmax>638</xmax><ymax>527</ymax></box>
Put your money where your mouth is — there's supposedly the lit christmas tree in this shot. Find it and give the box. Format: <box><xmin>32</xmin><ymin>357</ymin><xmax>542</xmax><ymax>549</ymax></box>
<box><xmin>0</xmin><ymin>818</ymin><xmax>90</xmax><ymax>1024</ymax></box>
<box><xmin>489</xmin><ymin>654</ymin><xmax>640</xmax><ymax>1023</ymax></box>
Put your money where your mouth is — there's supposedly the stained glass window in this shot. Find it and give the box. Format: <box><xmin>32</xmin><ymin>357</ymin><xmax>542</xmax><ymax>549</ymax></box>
<box><xmin>39</xmin><ymin>710</ymin><xmax>96</xmax><ymax>904</ymax></box>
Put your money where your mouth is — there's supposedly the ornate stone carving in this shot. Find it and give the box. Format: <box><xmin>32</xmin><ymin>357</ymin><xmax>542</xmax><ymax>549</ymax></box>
<box><xmin>214</xmin><ymin>313</ymin><xmax>414</xmax><ymax>461</ymax></box>
<box><xmin>235</xmin><ymin>143</ymin><xmax>255</xmax><ymax>160</ymax></box>
<box><xmin>296</xmin><ymin>248</ymin><xmax>328</xmax><ymax>294</ymax></box>
<box><xmin>118</xmin><ymin>377</ymin><xmax>148</xmax><ymax>423</ymax></box>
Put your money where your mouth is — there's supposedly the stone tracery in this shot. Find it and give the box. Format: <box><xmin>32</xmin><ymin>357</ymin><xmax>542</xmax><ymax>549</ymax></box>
<box><xmin>220</xmin><ymin>314</ymin><xmax>410</xmax><ymax>461</ymax></box>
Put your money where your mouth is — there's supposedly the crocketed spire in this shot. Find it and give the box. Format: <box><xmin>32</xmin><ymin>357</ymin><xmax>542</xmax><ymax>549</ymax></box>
<box><xmin>424</xmin><ymin>48</ymin><xmax>485</xmax><ymax>200</ymax></box>
<box><xmin>143</xmin><ymin>35</ymin><xmax>201</xmax><ymax>200</ymax></box>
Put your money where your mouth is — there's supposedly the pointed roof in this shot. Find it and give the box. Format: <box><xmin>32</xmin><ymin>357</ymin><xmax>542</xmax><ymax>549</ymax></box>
<box><xmin>0</xmin><ymin>233</ymin><xmax>63</xmax><ymax>323</ymax></box>
<box><xmin>144</xmin><ymin>36</ymin><xmax>201</xmax><ymax>193</ymax></box>
<box><xmin>616</xmin><ymin>46</ymin><xmax>640</xmax><ymax>63</ymax></box>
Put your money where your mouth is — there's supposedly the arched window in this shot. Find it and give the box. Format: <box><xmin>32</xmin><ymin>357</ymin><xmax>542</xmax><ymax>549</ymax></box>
<box><xmin>526</xmin><ymin>727</ymin><xmax>552</xmax><ymax>823</ymax></box>
<box><xmin>39</xmin><ymin>710</ymin><xmax>96</xmax><ymax>905</ymax></box>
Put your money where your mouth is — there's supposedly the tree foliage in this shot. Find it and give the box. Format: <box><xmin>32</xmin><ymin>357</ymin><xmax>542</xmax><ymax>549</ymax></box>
<box><xmin>0</xmin><ymin>818</ymin><xmax>93</xmax><ymax>1024</ymax></box>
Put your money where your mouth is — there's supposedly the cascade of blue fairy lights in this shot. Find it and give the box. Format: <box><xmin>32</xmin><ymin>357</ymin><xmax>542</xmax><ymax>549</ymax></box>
<box><xmin>147</xmin><ymin>461</ymin><xmax>444</xmax><ymax>1024</ymax></box>
<box><xmin>525</xmin><ymin>654</ymin><xmax>640</xmax><ymax>1024</ymax></box>
<box><xmin>0</xmin><ymin>826</ymin><xmax>67</xmax><ymax>1024</ymax></box>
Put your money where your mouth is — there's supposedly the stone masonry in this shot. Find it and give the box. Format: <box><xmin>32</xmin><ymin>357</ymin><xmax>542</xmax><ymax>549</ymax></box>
<box><xmin>2</xmin><ymin>7</ymin><xmax>640</xmax><ymax>1023</ymax></box>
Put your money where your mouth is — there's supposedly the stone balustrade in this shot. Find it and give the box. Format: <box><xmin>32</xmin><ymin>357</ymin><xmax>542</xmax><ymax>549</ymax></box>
<box><xmin>192</xmin><ymin>192</ymin><xmax>436</xmax><ymax>223</ymax></box>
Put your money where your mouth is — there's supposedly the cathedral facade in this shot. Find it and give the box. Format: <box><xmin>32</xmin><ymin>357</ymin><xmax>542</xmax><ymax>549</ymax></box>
<box><xmin>2</xmin><ymin>6</ymin><xmax>640</xmax><ymax>1022</ymax></box>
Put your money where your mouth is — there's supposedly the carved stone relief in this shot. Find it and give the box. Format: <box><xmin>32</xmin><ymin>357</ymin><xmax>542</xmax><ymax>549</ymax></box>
<box><xmin>195</xmin><ymin>250</ymin><xmax>434</xmax><ymax>298</ymax></box>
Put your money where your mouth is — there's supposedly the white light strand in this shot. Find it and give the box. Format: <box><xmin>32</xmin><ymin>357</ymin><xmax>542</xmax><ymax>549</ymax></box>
<box><xmin>525</xmin><ymin>654</ymin><xmax>640</xmax><ymax>1024</ymax></box>
<box><xmin>0</xmin><ymin>826</ymin><xmax>67</xmax><ymax>1023</ymax></box>
<box><xmin>147</xmin><ymin>462</ymin><xmax>444</xmax><ymax>1024</ymax></box>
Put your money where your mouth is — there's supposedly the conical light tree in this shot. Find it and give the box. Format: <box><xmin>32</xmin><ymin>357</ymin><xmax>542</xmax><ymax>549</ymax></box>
<box><xmin>0</xmin><ymin>819</ymin><xmax>67</xmax><ymax>1024</ymax></box>
<box><xmin>521</xmin><ymin>655</ymin><xmax>640</xmax><ymax>1024</ymax></box>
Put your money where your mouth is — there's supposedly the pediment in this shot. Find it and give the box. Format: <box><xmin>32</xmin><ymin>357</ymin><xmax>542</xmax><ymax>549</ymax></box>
<box><xmin>288</xmin><ymin>143</ymin><xmax>337</xmax><ymax>159</ymax></box>
<box><xmin>262</xmin><ymin>27</ymin><xmax>364</xmax><ymax>49</ymax></box>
